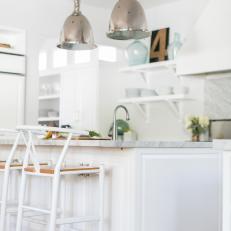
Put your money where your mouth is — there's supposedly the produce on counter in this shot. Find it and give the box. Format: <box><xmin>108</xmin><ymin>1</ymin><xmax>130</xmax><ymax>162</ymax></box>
<box><xmin>108</xmin><ymin>119</ymin><xmax>130</xmax><ymax>137</ymax></box>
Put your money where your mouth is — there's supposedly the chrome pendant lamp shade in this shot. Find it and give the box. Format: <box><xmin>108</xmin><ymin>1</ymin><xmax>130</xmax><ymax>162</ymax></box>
<box><xmin>57</xmin><ymin>0</ymin><xmax>97</xmax><ymax>50</ymax></box>
<box><xmin>107</xmin><ymin>0</ymin><xmax>150</xmax><ymax>40</ymax></box>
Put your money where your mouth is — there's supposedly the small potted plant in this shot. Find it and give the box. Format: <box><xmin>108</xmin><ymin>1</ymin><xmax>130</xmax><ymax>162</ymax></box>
<box><xmin>185</xmin><ymin>116</ymin><xmax>210</xmax><ymax>142</ymax></box>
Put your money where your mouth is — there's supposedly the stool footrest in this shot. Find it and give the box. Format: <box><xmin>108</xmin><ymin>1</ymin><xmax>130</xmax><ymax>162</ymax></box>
<box><xmin>56</xmin><ymin>216</ymin><xmax>100</xmax><ymax>225</ymax></box>
<box><xmin>24</xmin><ymin>217</ymin><xmax>47</xmax><ymax>226</ymax></box>
<box><xmin>21</xmin><ymin>205</ymin><xmax>50</xmax><ymax>214</ymax></box>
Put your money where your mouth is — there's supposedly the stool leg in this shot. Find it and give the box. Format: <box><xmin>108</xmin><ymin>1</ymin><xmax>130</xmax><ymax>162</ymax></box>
<box><xmin>16</xmin><ymin>172</ymin><xmax>27</xmax><ymax>231</ymax></box>
<box><xmin>0</xmin><ymin>169</ymin><xmax>10</xmax><ymax>231</ymax></box>
<box><xmin>99</xmin><ymin>166</ymin><xmax>105</xmax><ymax>231</ymax></box>
<box><xmin>48</xmin><ymin>175</ymin><xmax>60</xmax><ymax>231</ymax></box>
<box><xmin>59</xmin><ymin>177</ymin><xmax>66</xmax><ymax>231</ymax></box>
<box><xmin>6</xmin><ymin>212</ymin><xmax>11</xmax><ymax>231</ymax></box>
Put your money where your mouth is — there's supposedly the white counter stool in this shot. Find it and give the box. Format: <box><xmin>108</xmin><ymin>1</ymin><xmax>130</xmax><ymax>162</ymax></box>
<box><xmin>0</xmin><ymin>129</ymin><xmax>24</xmax><ymax>231</ymax></box>
<box><xmin>16</xmin><ymin>126</ymin><xmax>105</xmax><ymax>231</ymax></box>
<box><xmin>0</xmin><ymin>129</ymin><xmax>50</xmax><ymax>231</ymax></box>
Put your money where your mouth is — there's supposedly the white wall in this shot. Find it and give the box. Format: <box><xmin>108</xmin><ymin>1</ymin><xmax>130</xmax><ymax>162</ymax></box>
<box><xmin>98</xmin><ymin>0</ymin><xmax>210</xmax><ymax>140</ymax></box>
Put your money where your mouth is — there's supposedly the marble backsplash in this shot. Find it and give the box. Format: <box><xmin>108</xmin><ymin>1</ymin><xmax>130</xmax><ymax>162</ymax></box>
<box><xmin>205</xmin><ymin>73</ymin><xmax>231</xmax><ymax>119</ymax></box>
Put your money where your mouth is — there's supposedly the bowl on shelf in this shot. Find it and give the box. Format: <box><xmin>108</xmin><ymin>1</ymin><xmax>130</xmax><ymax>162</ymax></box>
<box><xmin>157</xmin><ymin>86</ymin><xmax>174</xmax><ymax>95</ymax></box>
<box><xmin>125</xmin><ymin>88</ymin><xmax>142</xmax><ymax>98</ymax></box>
<box><xmin>39</xmin><ymin>109</ymin><xmax>48</xmax><ymax>117</ymax></box>
<box><xmin>140</xmin><ymin>89</ymin><xmax>158</xmax><ymax>97</ymax></box>
<box><xmin>173</xmin><ymin>86</ymin><xmax>189</xmax><ymax>95</ymax></box>
<box><xmin>48</xmin><ymin>111</ymin><xmax>59</xmax><ymax>117</ymax></box>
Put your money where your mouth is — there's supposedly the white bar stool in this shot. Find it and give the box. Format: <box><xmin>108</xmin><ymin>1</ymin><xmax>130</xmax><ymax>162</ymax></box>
<box><xmin>16</xmin><ymin>126</ymin><xmax>105</xmax><ymax>231</ymax></box>
<box><xmin>0</xmin><ymin>129</ymin><xmax>24</xmax><ymax>231</ymax></box>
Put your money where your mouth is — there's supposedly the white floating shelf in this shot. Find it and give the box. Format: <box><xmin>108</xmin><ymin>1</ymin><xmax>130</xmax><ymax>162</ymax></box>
<box><xmin>40</xmin><ymin>69</ymin><xmax>61</xmax><ymax>78</ymax></box>
<box><xmin>0</xmin><ymin>26</ymin><xmax>25</xmax><ymax>35</ymax></box>
<box><xmin>119</xmin><ymin>60</ymin><xmax>176</xmax><ymax>74</ymax></box>
<box><xmin>119</xmin><ymin>94</ymin><xmax>190</xmax><ymax>104</ymax></box>
<box><xmin>0</xmin><ymin>47</ymin><xmax>25</xmax><ymax>56</ymax></box>
<box><xmin>38</xmin><ymin>95</ymin><xmax>60</xmax><ymax>100</ymax></box>
<box><xmin>38</xmin><ymin>117</ymin><xmax>60</xmax><ymax>122</ymax></box>
<box><xmin>119</xmin><ymin>94</ymin><xmax>192</xmax><ymax>122</ymax></box>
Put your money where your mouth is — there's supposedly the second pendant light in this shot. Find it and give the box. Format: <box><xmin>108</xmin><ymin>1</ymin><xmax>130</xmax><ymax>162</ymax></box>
<box><xmin>107</xmin><ymin>0</ymin><xmax>150</xmax><ymax>40</ymax></box>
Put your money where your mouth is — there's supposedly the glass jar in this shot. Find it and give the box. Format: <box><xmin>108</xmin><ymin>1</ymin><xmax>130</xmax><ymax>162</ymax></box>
<box><xmin>168</xmin><ymin>32</ymin><xmax>183</xmax><ymax>60</ymax></box>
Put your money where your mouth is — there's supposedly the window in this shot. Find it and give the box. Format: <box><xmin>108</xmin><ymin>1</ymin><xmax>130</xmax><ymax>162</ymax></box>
<box><xmin>98</xmin><ymin>45</ymin><xmax>117</xmax><ymax>62</ymax></box>
<box><xmin>53</xmin><ymin>49</ymin><xmax>67</xmax><ymax>68</ymax></box>
<box><xmin>75</xmin><ymin>50</ymin><xmax>91</xmax><ymax>64</ymax></box>
<box><xmin>38</xmin><ymin>51</ymin><xmax>47</xmax><ymax>71</ymax></box>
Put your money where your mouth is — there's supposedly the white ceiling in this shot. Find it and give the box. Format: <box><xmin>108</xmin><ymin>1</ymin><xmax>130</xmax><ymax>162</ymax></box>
<box><xmin>84</xmin><ymin>0</ymin><xmax>182</xmax><ymax>9</ymax></box>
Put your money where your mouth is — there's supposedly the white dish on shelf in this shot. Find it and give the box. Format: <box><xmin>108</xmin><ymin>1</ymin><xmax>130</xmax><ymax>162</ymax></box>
<box><xmin>125</xmin><ymin>88</ymin><xmax>141</xmax><ymax>98</ymax></box>
<box><xmin>48</xmin><ymin>111</ymin><xmax>59</xmax><ymax>117</ymax></box>
<box><xmin>157</xmin><ymin>86</ymin><xmax>174</xmax><ymax>95</ymax></box>
<box><xmin>173</xmin><ymin>86</ymin><xmax>189</xmax><ymax>95</ymax></box>
<box><xmin>140</xmin><ymin>89</ymin><xmax>158</xmax><ymax>97</ymax></box>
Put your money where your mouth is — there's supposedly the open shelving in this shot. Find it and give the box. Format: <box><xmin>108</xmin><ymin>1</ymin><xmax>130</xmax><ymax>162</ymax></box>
<box><xmin>38</xmin><ymin>94</ymin><xmax>60</xmax><ymax>100</ymax></box>
<box><xmin>118</xmin><ymin>94</ymin><xmax>192</xmax><ymax>121</ymax></box>
<box><xmin>40</xmin><ymin>69</ymin><xmax>61</xmax><ymax>78</ymax></box>
<box><xmin>119</xmin><ymin>60</ymin><xmax>176</xmax><ymax>74</ymax></box>
<box><xmin>118</xmin><ymin>94</ymin><xmax>190</xmax><ymax>104</ymax></box>
<box><xmin>38</xmin><ymin>68</ymin><xmax>61</xmax><ymax>127</ymax></box>
<box><xmin>0</xmin><ymin>47</ymin><xmax>25</xmax><ymax>56</ymax></box>
<box><xmin>38</xmin><ymin>117</ymin><xmax>60</xmax><ymax>122</ymax></box>
<box><xmin>118</xmin><ymin>60</ymin><xmax>195</xmax><ymax>121</ymax></box>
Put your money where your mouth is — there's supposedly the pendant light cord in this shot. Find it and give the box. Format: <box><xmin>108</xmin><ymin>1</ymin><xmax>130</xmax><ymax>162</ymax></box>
<box><xmin>73</xmin><ymin>0</ymin><xmax>80</xmax><ymax>15</ymax></box>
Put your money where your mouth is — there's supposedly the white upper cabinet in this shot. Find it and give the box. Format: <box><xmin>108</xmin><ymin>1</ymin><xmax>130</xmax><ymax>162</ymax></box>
<box><xmin>177</xmin><ymin>0</ymin><xmax>231</xmax><ymax>75</ymax></box>
<box><xmin>0</xmin><ymin>26</ymin><xmax>26</xmax><ymax>127</ymax></box>
<box><xmin>0</xmin><ymin>53</ymin><xmax>25</xmax><ymax>75</ymax></box>
<box><xmin>60</xmin><ymin>65</ymin><xmax>99</xmax><ymax>130</ymax></box>
<box><xmin>0</xmin><ymin>74</ymin><xmax>25</xmax><ymax>128</ymax></box>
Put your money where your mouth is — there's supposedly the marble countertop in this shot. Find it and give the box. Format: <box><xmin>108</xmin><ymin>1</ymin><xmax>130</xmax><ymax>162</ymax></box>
<box><xmin>213</xmin><ymin>140</ymin><xmax>231</xmax><ymax>150</ymax></box>
<box><xmin>0</xmin><ymin>137</ymin><xmax>213</xmax><ymax>148</ymax></box>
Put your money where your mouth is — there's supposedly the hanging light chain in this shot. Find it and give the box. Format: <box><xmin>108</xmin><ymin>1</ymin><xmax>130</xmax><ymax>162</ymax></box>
<box><xmin>73</xmin><ymin>0</ymin><xmax>80</xmax><ymax>15</ymax></box>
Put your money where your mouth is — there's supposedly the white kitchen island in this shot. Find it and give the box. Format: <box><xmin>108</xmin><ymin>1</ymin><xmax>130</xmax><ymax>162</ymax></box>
<box><xmin>0</xmin><ymin>139</ymin><xmax>223</xmax><ymax>231</ymax></box>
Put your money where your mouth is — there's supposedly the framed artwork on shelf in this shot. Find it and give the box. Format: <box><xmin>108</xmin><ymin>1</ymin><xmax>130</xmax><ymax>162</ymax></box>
<box><xmin>150</xmin><ymin>27</ymin><xmax>170</xmax><ymax>63</ymax></box>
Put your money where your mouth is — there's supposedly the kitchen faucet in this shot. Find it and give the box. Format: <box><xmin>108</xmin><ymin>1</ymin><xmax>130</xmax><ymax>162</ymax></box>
<box><xmin>113</xmin><ymin>105</ymin><xmax>130</xmax><ymax>141</ymax></box>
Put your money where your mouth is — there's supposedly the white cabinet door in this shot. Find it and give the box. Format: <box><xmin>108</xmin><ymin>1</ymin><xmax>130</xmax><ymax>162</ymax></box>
<box><xmin>0</xmin><ymin>53</ymin><xmax>25</xmax><ymax>75</ymax></box>
<box><xmin>60</xmin><ymin>65</ymin><xmax>99</xmax><ymax>130</ymax></box>
<box><xmin>0</xmin><ymin>74</ymin><xmax>24</xmax><ymax>128</ymax></box>
<box><xmin>222</xmin><ymin>151</ymin><xmax>231</xmax><ymax>231</ymax></box>
<box><xmin>140</xmin><ymin>151</ymin><xmax>220</xmax><ymax>231</ymax></box>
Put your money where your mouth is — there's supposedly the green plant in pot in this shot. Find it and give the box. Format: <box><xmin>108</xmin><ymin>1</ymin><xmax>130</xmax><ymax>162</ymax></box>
<box><xmin>185</xmin><ymin>116</ymin><xmax>209</xmax><ymax>142</ymax></box>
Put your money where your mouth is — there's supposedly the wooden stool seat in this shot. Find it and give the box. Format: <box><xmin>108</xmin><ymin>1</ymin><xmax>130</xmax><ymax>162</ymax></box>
<box><xmin>24</xmin><ymin>165</ymin><xmax>100</xmax><ymax>174</ymax></box>
<box><xmin>0</xmin><ymin>162</ymin><xmax>48</xmax><ymax>170</ymax></box>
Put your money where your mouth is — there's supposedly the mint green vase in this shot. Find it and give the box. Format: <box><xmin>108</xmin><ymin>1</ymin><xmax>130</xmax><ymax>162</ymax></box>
<box><xmin>126</xmin><ymin>40</ymin><xmax>148</xmax><ymax>66</ymax></box>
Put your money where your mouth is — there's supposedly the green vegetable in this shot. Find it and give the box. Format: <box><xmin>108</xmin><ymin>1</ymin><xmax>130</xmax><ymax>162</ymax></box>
<box><xmin>108</xmin><ymin>119</ymin><xmax>130</xmax><ymax>136</ymax></box>
<box><xmin>89</xmin><ymin>130</ymin><xmax>101</xmax><ymax>137</ymax></box>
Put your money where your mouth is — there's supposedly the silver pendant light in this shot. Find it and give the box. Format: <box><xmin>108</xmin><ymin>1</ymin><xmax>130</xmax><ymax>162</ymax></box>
<box><xmin>107</xmin><ymin>0</ymin><xmax>150</xmax><ymax>40</ymax></box>
<box><xmin>57</xmin><ymin>0</ymin><xmax>97</xmax><ymax>50</ymax></box>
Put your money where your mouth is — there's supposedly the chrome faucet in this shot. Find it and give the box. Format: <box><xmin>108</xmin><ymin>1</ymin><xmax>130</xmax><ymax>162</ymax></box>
<box><xmin>113</xmin><ymin>105</ymin><xmax>130</xmax><ymax>141</ymax></box>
